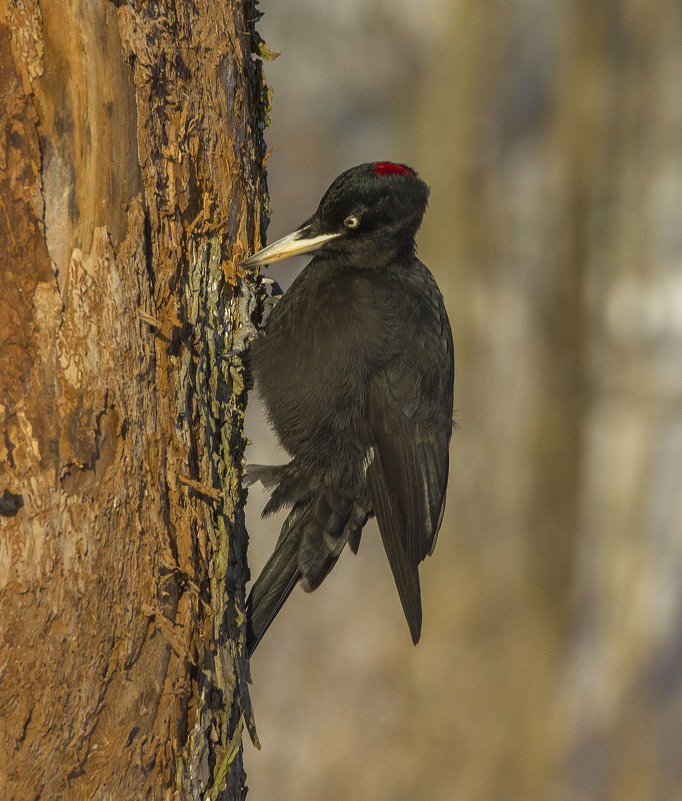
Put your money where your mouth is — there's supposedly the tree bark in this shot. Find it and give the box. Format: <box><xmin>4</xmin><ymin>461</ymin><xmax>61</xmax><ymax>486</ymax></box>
<box><xmin>0</xmin><ymin>0</ymin><xmax>269</xmax><ymax>798</ymax></box>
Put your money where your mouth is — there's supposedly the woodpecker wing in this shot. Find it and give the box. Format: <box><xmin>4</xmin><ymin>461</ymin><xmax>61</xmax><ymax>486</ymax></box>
<box><xmin>364</xmin><ymin>359</ymin><xmax>451</xmax><ymax>644</ymax></box>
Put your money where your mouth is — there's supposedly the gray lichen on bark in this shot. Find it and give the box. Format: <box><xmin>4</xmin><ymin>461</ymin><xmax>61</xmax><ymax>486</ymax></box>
<box><xmin>176</xmin><ymin>238</ymin><xmax>261</xmax><ymax>799</ymax></box>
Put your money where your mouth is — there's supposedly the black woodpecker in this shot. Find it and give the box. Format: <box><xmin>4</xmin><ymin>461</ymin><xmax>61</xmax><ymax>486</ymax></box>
<box><xmin>242</xmin><ymin>162</ymin><xmax>454</xmax><ymax>656</ymax></box>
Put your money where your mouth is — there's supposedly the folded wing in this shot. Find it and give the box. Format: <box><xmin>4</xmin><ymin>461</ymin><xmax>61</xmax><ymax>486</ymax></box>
<box><xmin>364</xmin><ymin>362</ymin><xmax>451</xmax><ymax>643</ymax></box>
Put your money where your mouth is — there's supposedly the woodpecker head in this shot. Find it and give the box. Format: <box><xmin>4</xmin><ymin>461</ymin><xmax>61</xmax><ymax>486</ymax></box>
<box><xmin>242</xmin><ymin>162</ymin><xmax>430</xmax><ymax>269</ymax></box>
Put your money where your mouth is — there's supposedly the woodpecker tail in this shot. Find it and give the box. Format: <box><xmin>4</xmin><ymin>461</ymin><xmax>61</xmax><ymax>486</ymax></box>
<box><xmin>245</xmin><ymin>504</ymin><xmax>305</xmax><ymax>656</ymax></box>
<box><xmin>245</xmin><ymin>469</ymin><xmax>369</xmax><ymax>656</ymax></box>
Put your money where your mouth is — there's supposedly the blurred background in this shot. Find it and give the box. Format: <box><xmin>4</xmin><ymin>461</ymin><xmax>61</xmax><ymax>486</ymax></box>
<box><xmin>243</xmin><ymin>1</ymin><xmax>682</xmax><ymax>799</ymax></box>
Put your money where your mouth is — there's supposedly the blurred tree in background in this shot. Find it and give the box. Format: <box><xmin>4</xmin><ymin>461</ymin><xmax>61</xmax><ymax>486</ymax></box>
<box><xmin>245</xmin><ymin>1</ymin><xmax>682</xmax><ymax>800</ymax></box>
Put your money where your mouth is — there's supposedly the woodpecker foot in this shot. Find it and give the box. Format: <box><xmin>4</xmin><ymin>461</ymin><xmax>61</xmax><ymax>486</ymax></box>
<box><xmin>229</xmin><ymin>277</ymin><xmax>260</xmax><ymax>357</ymax></box>
<box><xmin>261</xmin><ymin>276</ymin><xmax>284</xmax><ymax>309</ymax></box>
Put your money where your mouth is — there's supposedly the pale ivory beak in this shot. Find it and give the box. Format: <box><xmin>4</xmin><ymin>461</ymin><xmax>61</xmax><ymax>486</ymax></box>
<box><xmin>241</xmin><ymin>226</ymin><xmax>341</xmax><ymax>267</ymax></box>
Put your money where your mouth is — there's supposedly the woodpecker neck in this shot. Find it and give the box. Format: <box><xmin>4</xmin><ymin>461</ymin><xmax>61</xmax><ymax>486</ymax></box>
<box><xmin>319</xmin><ymin>229</ymin><xmax>416</xmax><ymax>270</ymax></box>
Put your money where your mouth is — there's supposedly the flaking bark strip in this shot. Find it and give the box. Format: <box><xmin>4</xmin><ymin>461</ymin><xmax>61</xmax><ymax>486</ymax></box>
<box><xmin>177</xmin><ymin>238</ymin><xmax>258</xmax><ymax>799</ymax></box>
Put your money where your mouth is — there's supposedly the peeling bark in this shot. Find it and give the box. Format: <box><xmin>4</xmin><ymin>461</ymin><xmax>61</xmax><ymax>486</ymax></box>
<box><xmin>0</xmin><ymin>0</ymin><xmax>269</xmax><ymax>798</ymax></box>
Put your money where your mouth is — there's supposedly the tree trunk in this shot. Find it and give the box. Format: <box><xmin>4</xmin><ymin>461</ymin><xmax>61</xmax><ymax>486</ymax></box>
<box><xmin>0</xmin><ymin>0</ymin><xmax>269</xmax><ymax>798</ymax></box>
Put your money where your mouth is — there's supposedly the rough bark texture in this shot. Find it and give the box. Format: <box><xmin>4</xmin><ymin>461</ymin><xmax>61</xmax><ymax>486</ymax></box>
<box><xmin>0</xmin><ymin>0</ymin><xmax>269</xmax><ymax>798</ymax></box>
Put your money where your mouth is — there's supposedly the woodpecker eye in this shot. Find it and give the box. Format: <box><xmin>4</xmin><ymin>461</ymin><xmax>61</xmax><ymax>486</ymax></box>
<box><xmin>344</xmin><ymin>215</ymin><xmax>360</xmax><ymax>230</ymax></box>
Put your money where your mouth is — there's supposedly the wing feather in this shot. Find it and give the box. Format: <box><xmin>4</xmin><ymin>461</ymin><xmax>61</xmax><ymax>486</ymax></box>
<box><xmin>364</xmin><ymin>361</ymin><xmax>452</xmax><ymax>643</ymax></box>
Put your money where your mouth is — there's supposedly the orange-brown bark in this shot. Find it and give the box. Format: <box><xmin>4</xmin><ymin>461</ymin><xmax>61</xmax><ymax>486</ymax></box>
<box><xmin>0</xmin><ymin>0</ymin><xmax>268</xmax><ymax>798</ymax></box>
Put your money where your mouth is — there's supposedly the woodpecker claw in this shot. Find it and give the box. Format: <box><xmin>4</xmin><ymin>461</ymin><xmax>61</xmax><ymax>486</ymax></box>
<box><xmin>261</xmin><ymin>277</ymin><xmax>284</xmax><ymax>308</ymax></box>
<box><xmin>228</xmin><ymin>277</ymin><xmax>260</xmax><ymax>357</ymax></box>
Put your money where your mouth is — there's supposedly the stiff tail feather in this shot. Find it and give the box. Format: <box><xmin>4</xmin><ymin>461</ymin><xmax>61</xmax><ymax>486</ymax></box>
<box><xmin>246</xmin><ymin>468</ymin><xmax>369</xmax><ymax>656</ymax></box>
<box><xmin>246</xmin><ymin>506</ymin><xmax>303</xmax><ymax>656</ymax></box>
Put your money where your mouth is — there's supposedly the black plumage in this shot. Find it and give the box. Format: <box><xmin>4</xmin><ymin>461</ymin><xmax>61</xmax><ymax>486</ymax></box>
<box><xmin>242</xmin><ymin>162</ymin><xmax>454</xmax><ymax>655</ymax></box>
